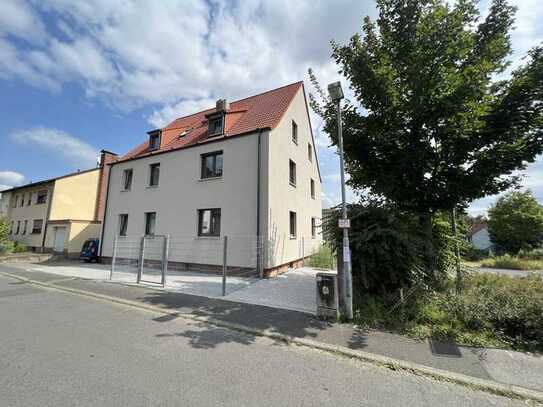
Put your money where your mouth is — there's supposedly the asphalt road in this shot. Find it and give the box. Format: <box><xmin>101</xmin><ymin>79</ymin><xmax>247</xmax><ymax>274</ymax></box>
<box><xmin>0</xmin><ymin>275</ymin><xmax>527</xmax><ymax>407</ymax></box>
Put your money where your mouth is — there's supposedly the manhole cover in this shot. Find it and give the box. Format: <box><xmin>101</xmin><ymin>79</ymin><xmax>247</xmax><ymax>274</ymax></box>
<box><xmin>429</xmin><ymin>339</ymin><xmax>462</xmax><ymax>357</ymax></box>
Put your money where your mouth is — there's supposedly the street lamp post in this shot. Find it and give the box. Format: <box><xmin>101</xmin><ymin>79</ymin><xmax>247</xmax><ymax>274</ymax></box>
<box><xmin>328</xmin><ymin>81</ymin><xmax>353</xmax><ymax>320</ymax></box>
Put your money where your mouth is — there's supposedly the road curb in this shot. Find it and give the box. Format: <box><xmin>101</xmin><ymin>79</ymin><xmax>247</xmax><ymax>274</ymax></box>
<box><xmin>2</xmin><ymin>271</ymin><xmax>542</xmax><ymax>404</ymax></box>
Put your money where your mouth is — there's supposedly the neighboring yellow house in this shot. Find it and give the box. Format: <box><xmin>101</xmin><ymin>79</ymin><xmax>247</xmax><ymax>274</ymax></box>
<box><xmin>2</xmin><ymin>150</ymin><xmax>117</xmax><ymax>257</ymax></box>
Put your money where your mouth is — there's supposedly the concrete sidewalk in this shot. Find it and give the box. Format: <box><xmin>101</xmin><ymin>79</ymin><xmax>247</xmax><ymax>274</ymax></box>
<box><xmin>1</xmin><ymin>264</ymin><xmax>541</xmax><ymax>395</ymax></box>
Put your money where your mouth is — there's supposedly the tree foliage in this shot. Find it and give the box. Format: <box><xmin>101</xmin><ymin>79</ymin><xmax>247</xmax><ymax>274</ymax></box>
<box><xmin>0</xmin><ymin>217</ymin><xmax>9</xmax><ymax>244</ymax></box>
<box><xmin>324</xmin><ymin>201</ymin><xmax>460</xmax><ymax>295</ymax></box>
<box><xmin>310</xmin><ymin>0</ymin><xmax>543</xmax><ymax>223</ymax></box>
<box><xmin>488</xmin><ymin>190</ymin><xmax>543</xmax><ymax>253</ymax></box>
<box><xmin>310</xmin><ymin>0</ymin><xmax>543</xmax><ymax>274</ymax></box>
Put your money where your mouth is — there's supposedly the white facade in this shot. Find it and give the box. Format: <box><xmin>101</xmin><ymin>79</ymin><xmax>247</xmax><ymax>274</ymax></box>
<box><xmin>471</xmin><ymin>226</ymin><xmax>492</xmax><ymax>250</ymax></box>
<box><xmin>101</xmin><ymin>86</ymin><xmax>323</xmax><ymax>272</ymax></box>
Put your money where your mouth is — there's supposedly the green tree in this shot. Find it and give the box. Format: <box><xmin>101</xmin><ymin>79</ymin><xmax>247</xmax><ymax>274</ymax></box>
<box><xmin>310</xmin><ymin>0</ymin><xmax>543</xmax><ymax>272</ymax></box>
<box><xmin>0</xmin><ymin>216</ymin><xmax>9</xmax><ymax>244</ymax></box>
<box><xmin>488</xmin><ymin>190</ymin><xmax>543</xmax><ymax>253</ymax></box>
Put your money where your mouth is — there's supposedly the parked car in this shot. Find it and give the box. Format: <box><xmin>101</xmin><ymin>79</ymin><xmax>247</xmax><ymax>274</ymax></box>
<box><xmin>80</xmin><ymin>238</ymin><xmax>99</xmax><ymax>262</ymax></box>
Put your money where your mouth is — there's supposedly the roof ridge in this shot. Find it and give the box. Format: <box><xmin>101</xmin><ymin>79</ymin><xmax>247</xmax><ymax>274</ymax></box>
<box><xmin>163</xmin><ymin>81</ymin><xmax>303</xmax><ymax>129</ymax></box>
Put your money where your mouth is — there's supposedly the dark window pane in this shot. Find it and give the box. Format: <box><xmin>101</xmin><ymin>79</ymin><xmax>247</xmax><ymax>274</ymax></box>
<box><xmin>145</xmin><ymin>212</ymin><xmax>156</xmax><ymax>236</ymax></box>
<box><xmin>201</xmin><ymin>151</ymin><xmax>223</xmax><ymax>179</ymax></box>
<box><xmin>198</xmin><ymin>208</ymin><xmax>221</xmax><ymax>236</ymax></box>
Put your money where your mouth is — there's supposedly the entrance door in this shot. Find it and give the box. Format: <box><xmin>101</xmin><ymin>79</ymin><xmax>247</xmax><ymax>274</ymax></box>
<box><xmin>53</xmin><ymin>227</ymin><xmax>66</xmax><ymax>252</ymax></box>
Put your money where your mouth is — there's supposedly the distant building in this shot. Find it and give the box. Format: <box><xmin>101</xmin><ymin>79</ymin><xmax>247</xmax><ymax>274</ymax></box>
<box><xmin>1</xmin><ymin>150</ymin><xmax>117</xmax><ymax>256</ymax></box>
<box><xmin>468</xmin><ymin>222</ymin><xmax>492</xmax><ymax>250</ymax></box>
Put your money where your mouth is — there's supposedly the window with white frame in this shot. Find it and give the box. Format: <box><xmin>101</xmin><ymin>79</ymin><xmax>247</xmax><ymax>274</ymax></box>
<box><xmin>32</xmin><ymin>219</ymin><xmax>43</xmax><ymax>234</ymax></box>
<box><xmin>201</xmin><ymin>151</ymin><xmax>223</xmax><ymax>179</ymax></box>
<box><xmin>289</xmin><ymin>160</ymin><xmax>296</xmax><ymax>186</ymax></box>
<box><xmin>36</xmin><ymin>190</ymin><xmax>47</xmax><ymax>205</ymax></box>
<box><xmin>149</xmin><ymin>131</ymin><xmax>161</xmax><ymax>150</ymax></box>
<box><xmin>208</xmin><ymin>115</ymin><xmax>224</xmax><ymax>136</ymax></box>
<box><xmin>118</xmin><ymin>214</ymin><xmax>128</xmax><ymax>236</ymax></box>
<box><xmin>289</xmin><ymin>211</ymin><xmax>297</xmax><ymax>238</ymax></box>
<box><xmin>292</xmin><ymin>120</ymin><xmax>298</xmax><ymax>144</ymax></box>
<box><xmin>144</xmin><ymin>212</ymin><xmax>156</xmax><ymax>236</ymax></box>
<box><xmin>198</xmin><ymin>208</ymin><xmax>221</xmax><ymax>237</ymax></box>
<box><xmin>148</xmin><ymin>164</ymin><xmax>160</xmax><ymax>187</ymax></box>
<box><xmin>123</xmin><ymin>169</ymin><xmax>133</xmax><ymax>191</ymax></box>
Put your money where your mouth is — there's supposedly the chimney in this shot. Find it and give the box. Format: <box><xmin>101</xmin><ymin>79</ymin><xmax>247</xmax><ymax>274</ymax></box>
<box><xmin>216</xmin><ymin>99</ymin><xmax>230</xmax><ymax>112</ymax></box>
<box><xmin>94</xmin><ymin>150</ymin><xmax>118</xmax><ymax>222</ymax></box>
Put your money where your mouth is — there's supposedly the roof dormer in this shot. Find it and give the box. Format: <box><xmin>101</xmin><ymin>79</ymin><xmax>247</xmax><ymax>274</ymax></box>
<box><xmin>206</xmin><ymin>99</ymin><xmax>230</xmax><ymax>137</ymax></box>
<box><xmin>147</xmin><ymin>129</ymin><xmax>161</xmax><ymax>151</ymax></box>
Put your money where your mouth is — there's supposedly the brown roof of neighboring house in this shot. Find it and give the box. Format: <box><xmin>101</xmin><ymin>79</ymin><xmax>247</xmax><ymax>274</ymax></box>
<box><xmin>118</xmin><ymin>81</ymin><xmax>304</xmax><ymax>163</ymax></box>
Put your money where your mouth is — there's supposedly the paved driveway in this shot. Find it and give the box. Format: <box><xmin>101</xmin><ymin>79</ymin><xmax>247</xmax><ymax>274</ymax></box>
<box><xmin>224</xmin><ymin>267</ymin><xmax>332</xmax><ymax>314</ymax></box>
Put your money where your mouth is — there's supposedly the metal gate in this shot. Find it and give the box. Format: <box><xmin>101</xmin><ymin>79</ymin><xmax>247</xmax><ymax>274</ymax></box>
<box><xmin>110</xmin><ymin>235</ymin><xmax>169</xmax><ymax>287</ymax></box>
<box><xmin>110</xmin><ymin>234</ymin><xmax>262</xmax><ymax>295</ymax></box>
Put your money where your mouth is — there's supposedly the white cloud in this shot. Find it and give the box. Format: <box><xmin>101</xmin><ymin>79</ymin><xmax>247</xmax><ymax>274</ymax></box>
<box><xmin>0</xmin><ymin>0</ymin><xmax>46</xmax><ymax>43</ymax></box>
<box><xmin>0</xmin><ymin>171</ymin><xmax>26</xmax><ymax>190</ymax></box>
<box><xmin>11</xmin><ymin>127</ymin><xmax>100</xmax><ymax>168</ymax></box>
<box><xmin>0</xmin><ymin>0</ymin><xmax>540</xmax><ymax>211</ymax></box>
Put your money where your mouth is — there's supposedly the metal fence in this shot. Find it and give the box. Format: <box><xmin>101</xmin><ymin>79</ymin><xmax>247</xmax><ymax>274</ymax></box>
<box><xmin>110</xmin><ymin>234</ymin><xmax>263</xmax><ymax>295</ymax></box>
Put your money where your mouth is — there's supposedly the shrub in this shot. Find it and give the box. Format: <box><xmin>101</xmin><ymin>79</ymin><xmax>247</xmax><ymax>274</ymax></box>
<box><xmin>518</xmin><ymin>248</ymin><xmax>543</xmax><ymax>260</ymax></box>
<box><xmin>13</xmin><ymin>242</ymin><xmax>27</xmax><ymax>253</ymax></box>
<box><xmin>481</xmin><ymin>255</ymin><xmax>543</xmax><ymax>270</ymax></box>
<box><xmin>0</xmin><ymin>216</ymin><xmax>9</xmax><ymax>244</ymax></box>
<box><xmin>0</xmin><ymin>240</ymin><xmax>15</xmax><ymax>255</ymax></box>
<box><xmin>463</xmin><ymin>245</ymin><xmax>488</xmax><ymax>262</ymax></box>
<box><xmin>324</xmin><ymin>201</ymin><xmax>456</xmax><ymax>296</ymax></box>
<box><xmin>307</xmin><ymin>245</ymin><xmax>334</xmax><ymax>269</ymax></box>
<box><xmin>354</xmin><ymin>273</ymin><xmax>543</xmax><ymax>352</ymax></box>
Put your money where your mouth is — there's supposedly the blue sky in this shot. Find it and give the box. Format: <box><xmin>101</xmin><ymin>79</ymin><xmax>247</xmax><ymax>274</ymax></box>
<box><xmin>0</xmin><ymin>0</ymin><xmax>541</xmax><ymax>214</ymax></box>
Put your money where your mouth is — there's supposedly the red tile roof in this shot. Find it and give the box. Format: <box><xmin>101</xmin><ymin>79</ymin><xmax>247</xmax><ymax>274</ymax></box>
<box><xmin>120</xmin><ymin>81</ymin><xmax>304</xmax><ymax>162</ymax></box>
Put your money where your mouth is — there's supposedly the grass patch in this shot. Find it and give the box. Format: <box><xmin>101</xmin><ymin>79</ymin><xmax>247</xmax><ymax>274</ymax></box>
<box><xmin>354</xmin><ymin>273</ymin><xmax>543</xmax><ymax>352</ymax></box>
<box><xmin>481</xmin><ymin>255</ymin><xmax>543</xmax><ymax>270</ymax></box>
<box><xmin>307</xmin><ymin>245</ymin><xmax>335</xmax><ymax>269</ymax></box>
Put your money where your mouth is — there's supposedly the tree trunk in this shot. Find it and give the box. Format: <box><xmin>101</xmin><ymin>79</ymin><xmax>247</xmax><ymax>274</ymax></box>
<box><xmin>419</xmin><ymin>212</ymin><xmax>436</xmax><ymax>280</ymax></box>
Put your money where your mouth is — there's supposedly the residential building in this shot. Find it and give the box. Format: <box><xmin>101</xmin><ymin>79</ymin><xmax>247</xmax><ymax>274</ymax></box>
<box><xmin>100</xmin><ymin>81</ymin><xmax>322</xmax><ymax>276</ymax></box>
<box><xmin>468</xmin><ymin>222</ymin><xmax>492</xmax><ymax>250</ymax></box>
<box><xmin>1</xmin><ymin>150</ymin><xmax>117</xmax><ymax>256</ymax></box>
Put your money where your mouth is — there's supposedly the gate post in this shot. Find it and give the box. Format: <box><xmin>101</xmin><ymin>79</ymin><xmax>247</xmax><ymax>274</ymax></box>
<box><xmin>137</xmin><ymin>235</ymin><xmax>146</xmax><ymax>284</ymax></box>
<box><xmin>161</xmin><ymin>235</ymin><xmax>169</xmax><ymax>287</ymax></box>
<box><xmin>110</xmin><ymin>235</ymin><xmax>118</xmax><ymax>280</ymax></box>
<box><xmin>222</xmin><ymin>235</ymin><xmax>228</xmax><ymax>296</ymax></box>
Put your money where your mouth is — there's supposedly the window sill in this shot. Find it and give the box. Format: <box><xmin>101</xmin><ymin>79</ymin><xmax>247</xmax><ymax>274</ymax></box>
<box><xmin>199</xmin><ymin>176</ymin><xmax>222</xmax><ymax>182</ymax></box>
<box><xmin>121</xmin><ymin>189</ymin><xmax>131</xmax><ymax>192</ymax></box>
<box><xmin>289</xmin><ymin>182</ymin><xmax>296</xmax><ymax>188</ymax></box>
<box><xmin>290</xmin><ymin>235</ymin><xmax>297</xmax><ymax>240</ymax></box>
<box><xmin>196</xmin><ymin>235</ymin><xmax>220</xmax><ymax>240</ymax></box>
<box><xmin>146</xmin><ymin>185</ymin><xmax>159</xmax><ymax>189</ymax></box>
